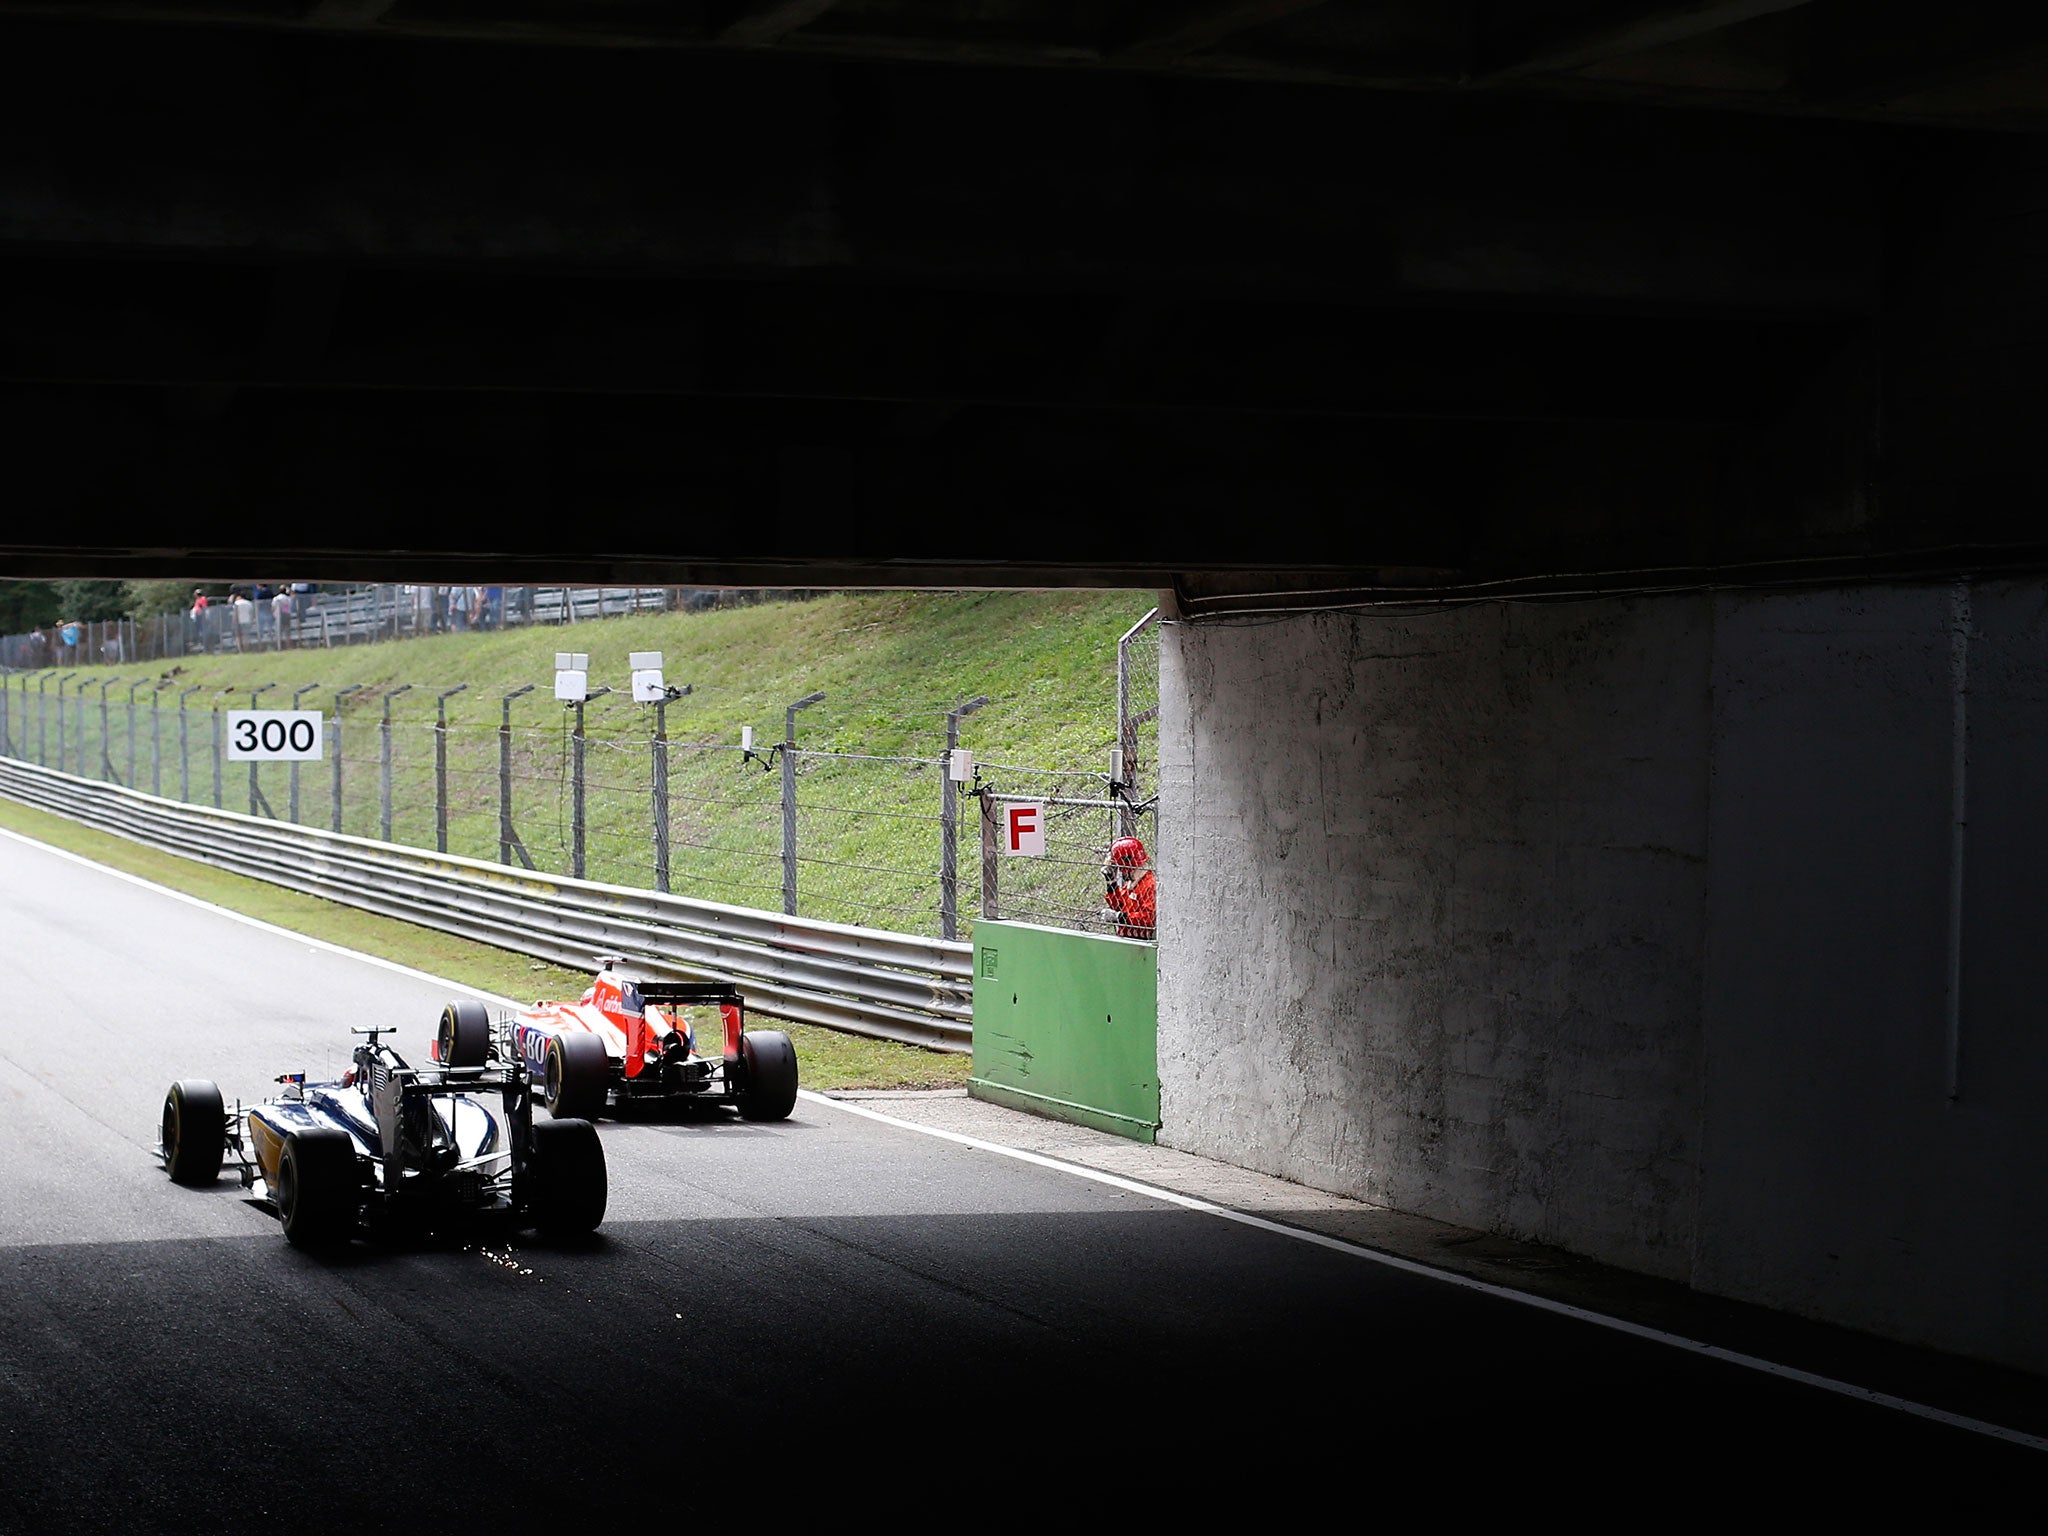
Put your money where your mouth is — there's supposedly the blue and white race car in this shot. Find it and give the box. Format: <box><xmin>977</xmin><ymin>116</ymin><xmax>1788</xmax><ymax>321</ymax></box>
<box><xmin>159</xmin><ymin>1000</ymin><xmax>607</xmax><ymax>1249</ymax></box>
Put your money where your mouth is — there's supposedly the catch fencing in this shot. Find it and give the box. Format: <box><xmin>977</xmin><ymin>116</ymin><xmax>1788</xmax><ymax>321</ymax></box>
<box><xmin>0</xmin><ymin>612</ymin><xmax>1161</xmax><ymax>945</ymax></box>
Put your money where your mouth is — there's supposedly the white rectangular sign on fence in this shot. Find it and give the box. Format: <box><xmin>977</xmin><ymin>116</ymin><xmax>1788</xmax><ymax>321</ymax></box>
<box><xmin>1004</xmin><ymin>801</ymin><xmax>1046</xmax><ymax>856</ymax></box>
<box><xmin>225</xmin><ymin>710</ymin><xmax>324</xmax><ymax>761</ymax></box>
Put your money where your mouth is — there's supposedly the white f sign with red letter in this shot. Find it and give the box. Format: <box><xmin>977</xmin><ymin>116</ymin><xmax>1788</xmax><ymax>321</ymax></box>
<box><xmin>1004</xmin><ymin>801</ymin><xmax>1046</xmax><ymax>856</ymax></box>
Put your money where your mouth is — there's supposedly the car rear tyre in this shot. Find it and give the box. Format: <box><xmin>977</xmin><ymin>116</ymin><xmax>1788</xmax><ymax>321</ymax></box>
<box><xmin>277</xmin><ymin>1129</ymin><xmax>358</xmax><ymax>1250</ymax></box>
<box><xmin>544</xmin><ymin>1031</ymin><xmax>609</xmax><ymax>1120</ymax></box>
<box><xmin>437</xmin><ymin>999</ymin><xmax>491</xmax><ymax>1068</ymax></box>
<box><xmin>525</xmin><ymin>1118</ymin><xmax>607</xmax><ymax>1237</ymax></box>
<box><xmin>736</xmin><ymin>1030</ymin><xmax>799</xmax><ymax>1122</ymax></box>
<box><xmin>162</xmin><ymin>1080</ymin><xmax>226</xmax><ymax>1185</ymax></box>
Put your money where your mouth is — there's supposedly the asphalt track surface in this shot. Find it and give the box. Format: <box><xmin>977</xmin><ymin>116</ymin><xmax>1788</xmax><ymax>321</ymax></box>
<box><xmin>0</xmin><ymin>829</ymin><xmax>2041</xmax><ymax>1531</ymax></box>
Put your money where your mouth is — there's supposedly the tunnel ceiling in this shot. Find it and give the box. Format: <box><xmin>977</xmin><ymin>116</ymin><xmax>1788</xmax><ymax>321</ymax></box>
<box><xmin>5</xmin><ymin>1</ymin><xmax>2048</xmax><ymax>608</ymax></box>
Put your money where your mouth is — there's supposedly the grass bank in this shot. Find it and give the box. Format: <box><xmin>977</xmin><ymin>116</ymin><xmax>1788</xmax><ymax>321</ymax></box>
<box><xmin>21</xmin><ymin>588</ymin><xmax>1160</xmax><ymax>933</ymax></box>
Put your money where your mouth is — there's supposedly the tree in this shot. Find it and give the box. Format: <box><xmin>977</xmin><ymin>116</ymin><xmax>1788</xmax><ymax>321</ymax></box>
<box><xmin>0</xmin><ymin>580</ymin><xmax>60</xmax><ymax>633</ymax></box>
<box><xmin>124</xmin><ymin>579</ymin><xmax>206</xmax><ymax>619</ymax></box>
<box><xmin>51</xmin><ymin>580</ymin><xmax>129</xmax><ymax>622</ymax></box>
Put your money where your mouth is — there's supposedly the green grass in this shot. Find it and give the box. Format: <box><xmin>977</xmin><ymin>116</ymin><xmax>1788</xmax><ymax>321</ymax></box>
<box><xmin>17</xmin><ymin>589</ymin><xmax>1160</xmax><ymax>934</ymax></box>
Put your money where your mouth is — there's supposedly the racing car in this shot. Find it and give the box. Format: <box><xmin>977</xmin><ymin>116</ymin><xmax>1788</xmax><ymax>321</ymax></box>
<box><xmin>158</xmin><ymin>1000</ymin><xmax>607</xmax><ymax>1249</ymax></box>
<box><xmin>499</xmin><ymin>959</ymin><xmax>799</xmax><ymax>1123</ymax></box>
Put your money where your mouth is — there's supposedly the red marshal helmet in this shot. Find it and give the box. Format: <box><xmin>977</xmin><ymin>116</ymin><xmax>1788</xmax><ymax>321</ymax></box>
<box><xmin>1108</xmin><ymin>836</ymin><xmax>1148</xmax><ymax>869</ymax></box>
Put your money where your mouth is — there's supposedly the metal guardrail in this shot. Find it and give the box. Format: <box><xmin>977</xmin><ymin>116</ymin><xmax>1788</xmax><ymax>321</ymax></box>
<box><xmin>0</xmin><ymin>755</ymin><xmax>973</xmax><ymax>1052</ymax></box>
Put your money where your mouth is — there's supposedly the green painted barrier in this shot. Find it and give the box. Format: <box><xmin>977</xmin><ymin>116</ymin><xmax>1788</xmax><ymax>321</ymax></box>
<box><xmin>969</xmin><ymin>919</ymin><xmax>1159</xmax><ymax>1142</ymax></box>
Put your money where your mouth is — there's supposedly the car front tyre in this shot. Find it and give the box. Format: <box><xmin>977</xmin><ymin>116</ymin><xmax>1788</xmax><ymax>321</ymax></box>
<box><xmin>163</xmin><ymin>1080</ymin><xmax>227</xmax><ymax>1185</ymax></box>
<box><xmin>437</xmin><ymin>999</ymin><xmax>492</xmax><ymax>1068</ymax></box>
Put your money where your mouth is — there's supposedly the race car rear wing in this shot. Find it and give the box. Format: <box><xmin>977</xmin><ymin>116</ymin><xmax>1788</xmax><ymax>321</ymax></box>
<box><xmin>634</xmin><ymin>982</ymin><xmax>744</xmax><ymax>1008</ymax></box>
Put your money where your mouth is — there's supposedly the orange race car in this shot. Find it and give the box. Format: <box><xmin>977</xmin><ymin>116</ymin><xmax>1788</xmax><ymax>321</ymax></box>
<box><xmin>492</xmin><ymin>958</ymin><xmax>799</xmax><ymax>1124</ymax></box>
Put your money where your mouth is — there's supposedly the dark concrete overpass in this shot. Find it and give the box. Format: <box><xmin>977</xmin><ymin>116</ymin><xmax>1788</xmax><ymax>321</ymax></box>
<box><xmin>4</xmin><ymin>1</ymin><xmax>2047</xmax><ymax>606</ymax></box>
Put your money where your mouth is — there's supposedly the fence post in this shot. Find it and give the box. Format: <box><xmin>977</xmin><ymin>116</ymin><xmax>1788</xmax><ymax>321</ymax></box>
<box><xmin>652</xmin><ymin>695</ymin><xmax>670</xmax><ymax>894</ymax></box>
<box><xmin>246</xmin><ymin>683</ymin><xmax>277</xmax><ymax>815</ymax></box>
<box><xmin>499</xmin><ymin>684</ymin><xmax>535</xmax><ymax>868</ymax></box>
<box><xmin>980</xmin><ymin>791</ymin><xmax>1000</xmax><ymax>920</ymax></box>
<box><xmin>36</xmin><ymin>671</ymin><xmax>56</xmax><ymax>767</ymax></box>
<box><xmin>288</xmin><ymin>682</ymin><xmax>320</xmax><ymax>822</ymax></box>
<box><xmin>212</xmin><ymin>692</ymin><xmax>229</xmax><ymax>808</ymax></box>
<box><xmin>781</xmin><ymin>691</ymin><xmax>826</xmax><ymax>917</ymax></box>
<box><xmin>179</xmin><ymin>685</ymin><xmax>202</xmax><ymax>801</ymax></box>
<box><xmin>0</xmin><ymin>673</ymin><xmax>9</xmax><ymax>759</ymax></box>
<box><xmin>940</xmin><ymin>695</ymin><xmax>991</xmax><ymax>941</ymax></box>
<box><xmin>571</xmin><ymin>694</ymin><xmax>588</xmax><ymax>879</ymax></box>
<box><xmin>150</xmin><ymin>682</ymin><xmax>163</xmax><ymax>796</ymax></box>
<box><xmin>329</xmin><ymin>685</ymin><xmax>363</xmax><ymax>831</ymax></box>
<box><xmin>381</xmin><ymin>684</ymin><xmax>413</xmax><ymax>843</ymax></box>
<box><xmin>435</xmin><ymin>684</ymin><xmax>467</xmax><ymax>853</ymax></box>
<box><xmin>1116</xmin><ymin>607</ymin><xmax>1160</xmax><ymax>843</ymax></box>
<box><xmin>56</xmin><ymin>672</ymin><xmax>77</xmax><ymax>774</ymax></box>
<box><xmin>126</xmin><ymin>677</ymin><xmax>146</xmax><ymax>787</ymax></box>
<box><xmin>97</xmin><ymin>677</ymin><xmax>116</xmax><ymax>781</ymax></box>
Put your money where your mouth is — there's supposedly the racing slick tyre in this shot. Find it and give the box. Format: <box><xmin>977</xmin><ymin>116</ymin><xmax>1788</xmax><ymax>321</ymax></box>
<box><xmin>524</xmin><ymin>1118</ymin><xmax>607</xmax><ymax>1238</ymax></box>
<box><xmin>736</xmin><ymin>1030</ymin><xmax>799</xmax><ymax>1122</ymax></box>
<box><xmin>437</xmin><ymin>998</ymin><xmax>491</xmax><ymax>1068</ymax></box>
<box><xmin>162</xmin><ymin>1080</ymin><xmax>226</xmax><ymax>1186</ymax></box>
<box><xmin>277</xmin><ymin>1129</ymin><xmax>359</xmax><ymax>1250</ymax></box>
<box><xmin>544</xmin><ymin>1031</ymin><xmax>609</xmax><ymax>1121</ymax></box>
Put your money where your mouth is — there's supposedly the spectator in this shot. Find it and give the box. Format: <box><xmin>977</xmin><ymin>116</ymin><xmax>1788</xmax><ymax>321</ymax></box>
<box><xmin>57</xmin><ymin>618</ymin><xmax>81</xmax><ymax>661</ymax></box>
<box><xmin>253</xmin><ymin>582</ymin><xmax>275</xmax><ymax>642</ymax></box>
<box><xmin>271</xmin><ymin>584</ymin><xmax>295</xmax><ymax>649</ymax></box>
<box><xmin>1102</xmin><ymin>835</ymin><xmax>1157</xmax><ymax>941</ymax></box>
<box><xmin>232</xmin><ymin>587</ymin><xmax>256</xmax><ymax>648</ymax></box>
<box><xmin>482</xmin><ymin>584</ymin><xmax>504</xmax><ymax>631</ymax></box>
<box><xmin>28</xmin><ymin>624</ymin><xmax>48</xmax><ymax>666</ymax></box>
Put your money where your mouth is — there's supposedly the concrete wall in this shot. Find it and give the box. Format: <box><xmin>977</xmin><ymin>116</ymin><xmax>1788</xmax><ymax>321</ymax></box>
<box><xmin>1157</xmin><ymin>583</ymin><xmax>2048</xmax><ymax>1374</ymax></box>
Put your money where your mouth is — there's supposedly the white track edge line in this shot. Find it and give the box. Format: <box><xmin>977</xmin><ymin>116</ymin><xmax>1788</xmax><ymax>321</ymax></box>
<box><xmin>0</xmin><ymin>824</ymin><xmax>517</xmax><ymax>1009</ymax></box>
<box><xmin>804</xmin><ymin>1090</ymin><xmax>2048</xmax><ymax>1454</ymax></box>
